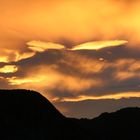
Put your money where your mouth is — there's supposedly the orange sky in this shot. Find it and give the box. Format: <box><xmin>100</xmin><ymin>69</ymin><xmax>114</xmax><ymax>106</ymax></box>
<box><xmin>1</xmin><ymin>0</ymin><xmax>140</xmax><ymax>45</ymax></box>
<box><xmin>0</xmin><ymin>0</ymin><xmax>140</xmax><ymax>117</ymax></box>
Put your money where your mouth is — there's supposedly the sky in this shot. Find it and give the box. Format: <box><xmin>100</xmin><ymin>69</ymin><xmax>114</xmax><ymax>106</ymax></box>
<box><xmin>0</xmin><ymin>0</ymin><xmax>140</xmax><ymax>118</ymax></box>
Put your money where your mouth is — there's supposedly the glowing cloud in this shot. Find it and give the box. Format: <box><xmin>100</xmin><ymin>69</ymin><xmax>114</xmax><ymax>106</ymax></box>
<box><xmin>0</xmin><ymin>65</ymin><xmax>18</xmax><ymax>73</ymax></box>
<box><xmin>27</xmin><ymin>41</ymin><xmax>65</xmax><ymax>52</ymax></box>
<box><xmin>26</xmin><ymin>40</ymin><xmax>128</xmax><ymax>54</ymax></box>
<box><xmin>59</xmin><ymin>92</ymin><xmax>140</xmax><ymax>102</ymax></box>
<box><xmin>0</xmin><ymin>48</ymin><xmax>35</xmax><ymax>63</ymax></box>
<box><xmin>7</xmin><ymin>76</ymin><xmax>45</xmax><ymax>85</ymax></box>
<box><xmin>114</xmin><ymin>59</ymin><xmax>140</xmax><ymax>80</ymax></box>
<box><xmin>61</xmin><ymin>52</ymin><xmax>107</xmax><ymax>74</ymax></box>
<box><xmin>71</xmin><ymin>40</ymin><xmax>128</xmax><ymax>51</ymax></box>
<box><xmin>14</xmin><ymin>52</ymin><xmax>36</xmax><ymax>62</ymax></box>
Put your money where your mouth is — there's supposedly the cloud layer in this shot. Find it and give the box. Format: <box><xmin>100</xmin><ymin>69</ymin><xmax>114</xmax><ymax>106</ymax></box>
<box><xmin>1</xmin><ymin>0</ymin><xmax>140</xmax><ymax>46</ymax></box>
<box><xmin>0</xmin><ymin>40</ymin><xmax>139</xmax><ymax>103</ymax></box>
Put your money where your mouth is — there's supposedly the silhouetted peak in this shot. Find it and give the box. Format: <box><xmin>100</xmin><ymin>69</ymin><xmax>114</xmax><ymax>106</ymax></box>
<box><xmin>116</xmin><ymin>107</ymin><xmax>140</xmax><ymax>113</ymax></box>
<box><xmin>96</xmin><ymin>107</ymin><xmax>140</xmax><ymax>119</ymax></box>
<box><xmin>0</xmin><ymin>89</ymin><xmax>65</xmax><ymax>121</ymax></box>
<box><xmin>0</xmin><ymin>89</ymin><xmax>89</xmax><ymax>140</ymax></box>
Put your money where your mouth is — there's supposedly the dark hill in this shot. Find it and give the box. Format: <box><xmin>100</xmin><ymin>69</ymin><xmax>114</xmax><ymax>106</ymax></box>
<box><xmin>72</xmin><ymin>107</ymin><xmax>140</xmax><ymax>140</ymax></box>
<box><xmin>0</xmin><ymin>90</ymin><xmax>89</xmax><ymax>140</ymax></box>
<box><xmin>0</xmin><ymin>89</ymin><xmax>140</xmax><ymax>140</ymax></box>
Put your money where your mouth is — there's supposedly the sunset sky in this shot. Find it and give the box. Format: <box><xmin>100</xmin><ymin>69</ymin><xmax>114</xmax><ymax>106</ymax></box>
<box><xmin>0</xmin><ymin>0</ymin><xmax>140</xmax><ymax>118</ymax></box>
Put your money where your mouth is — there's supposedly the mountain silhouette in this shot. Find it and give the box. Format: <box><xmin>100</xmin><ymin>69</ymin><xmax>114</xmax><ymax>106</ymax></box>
<box><xmin>0</xmin><ymin>90</ymin><xmax>89</xmax><ymax>140</ymax></box>
<box><xmin>0</xmin><ymin>89</ymin><xmax>139</xmax><ymax>140</ymax></box>
<box><xmin>73</xmin><ymin>107</ymin><xmax>140</xmax><ymax>140</ymax></box>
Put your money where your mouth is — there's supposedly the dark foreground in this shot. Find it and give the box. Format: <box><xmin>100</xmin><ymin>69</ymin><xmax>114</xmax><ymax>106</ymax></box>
<box><xmin>0</xmin><ymin>90</ymin><xmax>139</xmax><ymax>140</ymax></box>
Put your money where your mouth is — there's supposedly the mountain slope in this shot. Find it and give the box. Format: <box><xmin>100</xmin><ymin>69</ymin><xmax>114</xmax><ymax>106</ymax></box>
<box><xmin>0</xmin><ymin>90</ymin><xmax>89</xmax><ymax>140</ymax></box>
<box><xmin>0</xmin><ymin>89</ymin><xmax>140</xmax><ymax>140</ymax></box>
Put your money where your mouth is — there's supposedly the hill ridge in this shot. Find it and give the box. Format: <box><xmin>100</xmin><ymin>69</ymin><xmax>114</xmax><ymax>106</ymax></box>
<box><xmin>0</xmin><ymin>89</ymin><xmax>139</xmax><ymax>140</ymax></box>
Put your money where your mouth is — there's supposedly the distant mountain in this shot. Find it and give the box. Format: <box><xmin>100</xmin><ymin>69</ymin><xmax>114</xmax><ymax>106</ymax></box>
<box><xmin>0</xmin><ymin>89</ymin><xmax>140</xmax><ymax>140</ymax></box>
<box><xmin>73</xmin><ymin>107</ymin><xmax>140</xmax><ymax>140</ymax></box>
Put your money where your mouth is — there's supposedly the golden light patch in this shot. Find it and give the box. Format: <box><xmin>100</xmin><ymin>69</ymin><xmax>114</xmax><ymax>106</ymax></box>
<box><xmin>0</xmin><ymin>49</ymin><xmax>35</xmax><ymax>63</ymax></box>
<box><xmin>71</xmin><ymin>40</ymin><xmax>128</xmax><ymax>51</ymax></box>
<box><xmin>56</xmin><ymin>76</ymin><xmax>102</xmax><ymax>92</ymax></box>
<box><xmin>0</xmin><ymin>56</ymin><xmax>9</xmax><ymax>63</ymax></box>
<box><xmin>59</xmin><ymin>92</ymin><xmax>140</xmax><ymax>102</ymax></box>
<box><xmin>7</xmin><ymin>76</ymin><xmax>46</xmax><ymax>85</ymax></box>
<box><xmin>27</xmin><ymin>41</ymin><xmax>65</xmax><ymax>52</ymax></box>
<box><xmin>15</xmin><ymin>52</ymin><xmax>36</xmax><ymax>62</ymax></box>
<box><xmin>0</xmin><ymin>65</ymin><xmax>18</xmax><ymax>73</ymax></box>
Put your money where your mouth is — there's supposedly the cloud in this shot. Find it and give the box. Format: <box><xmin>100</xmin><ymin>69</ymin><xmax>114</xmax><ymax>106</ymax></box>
<box><xmin>0</xmin><ymin>39</ymin><xmax>139</xmax><ymax>119</ymax></box>
<box><xmin>1</xmin><ymin>0</ymin><xmax>140</xmax><ymax>47</ymax></box>
<box><xmin>114</xmin><ymin>59</ymin><xmax>140</xmax><ymax>80</ymax></box>
<box><xmin>0</xmin><ymin>47</ymin><xmax>35</xmax><ymax>63</ymax></box>
<box><xmin>6</xmin><ymin>63</ymin><xmax>102</xmax><ymax>100</ymax></box>
<box><xmin>27</xmin><ymin>41</ymin><xmax>65</xmax><ymax>52</ymax></box>
<box><xmin>71</xmin><ymin>40</ymin><xmax>128</xmax><ymax>50</ymax></box>
<box><xmin>0</xmin><ymin>65</ymin><xmax>18</xmax><ymax>73</ymax></box>
<box><xmin>0</xmin><ymin>41</ymin><xmax>138</xmax><ymax>102</ymax></box>
<box><xmin>27</xmin><ymin>40</ymin><xmax>126</xmax><ymax>52</ymax></box>
<box><xmin>58</xmin><ymin>92</ymin><xmax>140</xmax><ymax>102</ymax></box>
